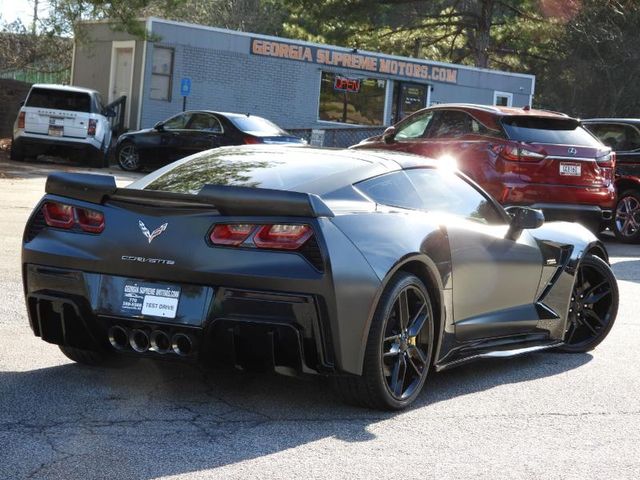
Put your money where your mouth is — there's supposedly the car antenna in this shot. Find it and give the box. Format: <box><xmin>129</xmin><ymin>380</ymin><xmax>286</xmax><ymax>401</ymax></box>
<box><xmin>523</xmin><ymin>105</ymin><xmax>531</xmax><ymax>111</ymax></box>
<box><xmin>245</xmin><ymin>112</ymin><xmax>251</xmax><ymax>117</ymax></box>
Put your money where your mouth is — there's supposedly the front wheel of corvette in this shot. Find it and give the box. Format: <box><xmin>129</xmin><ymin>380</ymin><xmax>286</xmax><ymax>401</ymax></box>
<box><xmin>58</xmin><ymin>345</ymin><xmax>111</xmax><ymax>366</ymax></box>
<box><xmin>558</xmin><ymin>254</ymin><xmax>618</xmax><ymax>353</ymax></box>
<box><xmin>334</xmin><ymin>272</ymin><xmax>435</xmax><ymax>410</ymax></box>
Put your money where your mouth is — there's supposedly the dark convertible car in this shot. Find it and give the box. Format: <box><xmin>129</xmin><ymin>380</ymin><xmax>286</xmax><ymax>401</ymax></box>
<box><xmin>22</xmin><ymin>146</ymin><xmax>618</xmax><ymax>410</ymax></box>
<box><xmin>115</xmin><ymin>111</ymin><xmax>305</xmax><ymax>171</ymax></box>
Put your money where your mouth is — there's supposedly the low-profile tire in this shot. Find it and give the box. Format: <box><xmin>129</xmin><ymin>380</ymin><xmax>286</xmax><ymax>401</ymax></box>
<box><xmin>58</xmin><ymin>345</ymin><xmax>111</xmax><ymax>366</ymax></box>
<box><xmin>557</xmin><ymin>254</ymin><xmax>618</xmax><ymax>353</ymax></box>
<box><xmin>613</xmin><ymin>189</ymin><xmax>640</xmax><ymax>243</ymax></box>
<box><xmin>9</xmin><ymin>139</ymin><xmax>24</xmax><ymax>161</ymax></box>
<box><xmin>333</xmin><ymin>272</ymin><xmax>435</xmax><ymax>410</ymax></box>
<box><xmin>116</xmin><ymin>141</ymin><xmax>141</xmax><ymax>171</ymax></box>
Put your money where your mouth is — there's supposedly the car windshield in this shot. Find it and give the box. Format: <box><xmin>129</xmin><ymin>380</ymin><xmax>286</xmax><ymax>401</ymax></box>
<box><xmin>142</xmin><ymin>147</ymin><xmax>367</xmax><ymax>194</ymax></box>
<box><xmin>228</xmin><ymin>115</ymin><xmax>287</xmax><ymax>136</ymax></box>
<box><xmin>26</xmin><ymin>88</ymin><xmax>92</xmax><ymax>113</ymax></box>
<box><xmin>502</xmin><ymin>116</ymin><xmax>602</xmax><ymax>146</ymax></box>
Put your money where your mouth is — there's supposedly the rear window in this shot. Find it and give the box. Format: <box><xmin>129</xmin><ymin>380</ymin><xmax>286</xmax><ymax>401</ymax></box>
<box><xmin>143</xmin><ymin>148</ymin><xmax>364</xmax><ymax>194</ymax></box>
<box><xmin>26</xmin><ymin>88</ymin><xmax>92</xmax><ymax>113</ymax></box>
<box><xmin>502</xmin><ymin>116</ymin><xmax>602</xmax><ymax>146</ymax></box>
<box><xmin>228</xmin><ymin>115</ymin><xmax>287</xmax><ymax>136</ymax></box>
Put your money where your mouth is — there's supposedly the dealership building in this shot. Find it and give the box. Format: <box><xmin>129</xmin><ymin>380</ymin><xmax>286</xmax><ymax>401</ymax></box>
<box><xmin>72</xmin><ymin>17</ymin><xmax>536</xmax><ymax>144</ymax></box>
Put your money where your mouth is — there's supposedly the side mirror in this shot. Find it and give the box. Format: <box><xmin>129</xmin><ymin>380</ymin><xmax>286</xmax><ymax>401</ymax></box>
<box><xmin>103</xmin><ymin>107</ymin><xmax>116</xmax><ymax>118</ymax></box>
<box><xmin>505</xmin><ymin>206</ymin><xmax>544</xmax><ymax>240</ymax></box>
<box><xmin>382</xmin><ymin>126</ymin><xmax>397</xmax><ymax>144</ymax></box>
<box><xmin>153</xmin><ymin>121</ymin><xmax>164</xmax><ymax>131</ymax></box>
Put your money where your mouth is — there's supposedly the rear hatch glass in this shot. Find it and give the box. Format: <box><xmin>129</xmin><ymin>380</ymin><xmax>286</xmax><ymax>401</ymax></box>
<box><xmin>501</xmin><ymin>116</ymin><xmax>610</xmax><ymax>187</ymax></box>
<box><xmin>23</xmin><ymin>88</ymin><xmax>91</xmax><ymax>138</ymax></box>
<box><xmin>26</xmin><ymin>88</ymin><xmax>92</xmax><ymax>112</ymax></box>
<box><xmin>228</xmin><ymin>115</ymin><xmax>288</xmax><ymax>136</ymax></box>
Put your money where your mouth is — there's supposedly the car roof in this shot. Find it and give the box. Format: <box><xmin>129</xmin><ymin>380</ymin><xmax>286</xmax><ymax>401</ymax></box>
<box><xmin>428</xmin><ymin>103</ymin><xmax>571</xmax><ymax>119</ymax></box>
<box><xmin>181</xmin><ymin>110</ymin><xmax>269</xmax><ymax>120</ymax></box>
<box><xmin>31</xmin><ymin>84</ymin><xmax>99</xmax><ymax>95</ymax></box>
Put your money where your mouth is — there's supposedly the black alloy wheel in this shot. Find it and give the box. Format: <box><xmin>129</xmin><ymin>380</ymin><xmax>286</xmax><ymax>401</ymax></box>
<box><xmin>334</xmin><ymin>272</ymin><xmax>434</xmax><ymax>410</ymax></box>
<box><xmin>613</xmin><ymin>190</ymin><xmax>640</xmax><ymax>243</ymax></box>
<box><xmin>117</xmin><ymin>142</ymin><xmax>141</xmax><ymax>171</ymax></box>
<box><xmin>559</xmin><ymin>254</ymin><xmax>618</xmax><ymax>353</ymax></box>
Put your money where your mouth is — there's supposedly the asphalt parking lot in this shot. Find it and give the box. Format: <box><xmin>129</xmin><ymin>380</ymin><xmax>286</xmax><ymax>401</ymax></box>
<box><xmin>0</xmin><ymin>157</ymin><xmax>639</xmax><ymax>480</ymax></box>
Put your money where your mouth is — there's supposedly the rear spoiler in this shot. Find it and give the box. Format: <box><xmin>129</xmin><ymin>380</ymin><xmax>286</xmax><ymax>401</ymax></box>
<box><xmin>44</xmin><ymin>172</ymin><xmax>334</xmax><ymax>218</ymax></box>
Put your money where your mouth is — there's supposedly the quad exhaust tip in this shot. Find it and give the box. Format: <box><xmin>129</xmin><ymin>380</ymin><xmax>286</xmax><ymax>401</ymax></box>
<box><xmin>172</xmin><ymin>333</ymin><xmax>193</xmax><ymax>356</ymax></box>
<box><xmin>150</xmin><ymin>330</ymin><xmax>171</xmax><ymax>354</ymax></box>
<box><xmin>108</xmin><ymin>325</ymin><xmax>129</xmax><ymax>350</ymax></box>
<box><xmin>108</xmin><ymin>325</ymin><xmax>194</xmax><ymax>356</ymax></box>
<box><xmin>129</xmin><ymin>328</ymin><xmax>150</xmax><ymax>353</ymax></box>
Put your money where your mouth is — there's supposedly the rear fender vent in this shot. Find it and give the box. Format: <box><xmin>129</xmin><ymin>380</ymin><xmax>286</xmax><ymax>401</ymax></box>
<box><xmin>299</xmin><ymin>237</ymin><xmax>324</xmax><ymax>271</ymax></box>
<box><xmin>25</xmin><ymin>209</ymin><xmax>46</xmax><ymax>242</ymax></box>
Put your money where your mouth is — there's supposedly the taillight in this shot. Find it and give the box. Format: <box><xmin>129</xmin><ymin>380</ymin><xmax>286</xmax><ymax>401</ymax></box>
<box><xmin>18</xmin><ymin>111</ymin><xmax>25</xmax><ymax>129</ymax></box>
<box><xmin>494</xmin><ymin>143</ymin><xmax>545</xmax><ymax>162</ymax></box>
<box><xmin>42</xmin><ymin>202</ymin><xmax>74</xmax><ymax>229</ymax></box>
<box><xmin>76</xmin><ymin>207</ymin><xmax>105</xmax><ymax>233</ymax></box>
<box><xmin>243</xmin><ymin>135</ymin><xmax>263</xmax><ymax>145</ymax></box>
<box><xmin>254</xmin><ymin>224</ymin><xmax>313</xmax><ymax>250</ymax></box>
<box><xmin>88</xmin><ymin>119</ymin><xmax>97</xmax><ymax>136</ymax></box>
<box><xmin>209</xmin><ymin>224</ymin><xmax>254</xmax><ymax>246</ymax></box>
<box><xmin>209</xmin><ymin>223</ymin><xmax>313</xmax><ymax>250</ymax></box>
<box><xmin>596</xmin><ymin>151</ymin><xmax>615</xmax><ymax>168</ymax></box>
<box><xmin>41</xmin><ymin>201</ymin><xmax>104</xmax><ymax>233</ymax></box>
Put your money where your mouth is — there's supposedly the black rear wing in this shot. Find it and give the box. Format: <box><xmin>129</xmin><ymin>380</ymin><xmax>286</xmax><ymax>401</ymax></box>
<box><xmin>44</xmin><ymin>172</ymin><xmax>334</xmax><ymax>217</ymax></box>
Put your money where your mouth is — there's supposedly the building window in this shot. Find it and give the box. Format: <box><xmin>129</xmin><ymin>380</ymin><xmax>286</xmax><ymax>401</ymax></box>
<box><xmin>318</xmin><ymin>71</ymin><xmax>386</xmax><ymax>126</ymax></box>
<box><xmin>150</xmin><ymin>47</ymin><xmax>174</xmax><ymax>101</ymax></box>
<box><xmin>493</xmin><ymin>91</ymin><xmax>513</xmax><ymax>107</ymax></box>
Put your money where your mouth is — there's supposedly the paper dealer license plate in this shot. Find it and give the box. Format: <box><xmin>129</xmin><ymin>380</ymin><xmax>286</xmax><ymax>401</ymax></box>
<box><xmin>121</xmin><ymin>281</ymin><xmax>180</xmax><ymax>319</ymax></box>
<box><xmin>559</xmin><ymin>163</ymin><xmax>581</xmax><ymax>176</ymax></box>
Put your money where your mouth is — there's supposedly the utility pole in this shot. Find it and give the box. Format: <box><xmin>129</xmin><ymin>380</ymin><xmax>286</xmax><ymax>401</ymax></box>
<box><xmin>32</xmin><ymin>0</ymin><xmax>39</xmax><ymax>35</ymax></box>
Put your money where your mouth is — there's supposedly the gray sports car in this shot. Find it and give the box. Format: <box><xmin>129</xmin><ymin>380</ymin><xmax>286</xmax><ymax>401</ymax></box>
<box><xmin>22</xmin><ymin>146</ymin><xmax>618</xmax><ymax>410</ymax></box>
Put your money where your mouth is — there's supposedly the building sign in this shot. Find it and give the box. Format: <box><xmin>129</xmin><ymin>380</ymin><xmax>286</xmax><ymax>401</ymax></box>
<box><xmin>250</xmin><ymin>38</ymin><xmax>458</xmax><ymax>84</ymax></box>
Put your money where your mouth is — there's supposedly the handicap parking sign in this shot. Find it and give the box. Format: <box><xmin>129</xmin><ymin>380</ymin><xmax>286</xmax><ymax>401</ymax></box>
<box><xmin>180</xmin><ymin>77</ymin><xmax>191</xmax><ymax>97</ymax></box>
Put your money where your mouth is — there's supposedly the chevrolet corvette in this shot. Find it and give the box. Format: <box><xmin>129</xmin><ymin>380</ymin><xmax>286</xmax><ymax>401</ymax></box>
<box><xmin>22</xmin><ymin>146</ymin><xmax>618</xmax><ymax>410</ymax></box>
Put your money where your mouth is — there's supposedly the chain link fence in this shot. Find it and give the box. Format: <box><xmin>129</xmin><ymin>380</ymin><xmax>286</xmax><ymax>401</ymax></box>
<box><xmin>288</xmin><ymin>127</ymin><xmax>386</xmax><ymax>148</ymax></box>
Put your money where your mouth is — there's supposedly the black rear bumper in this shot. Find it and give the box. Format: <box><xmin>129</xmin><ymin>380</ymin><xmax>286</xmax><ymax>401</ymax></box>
<box><xmin>12</xmin><ymin>136</ymin><xmax>102</xmax><ymax>158</ymax></box>
<box><xmin>25</xmin><ymin>264</ymin><xmax>334</xmax><ymax>375</ymax></box>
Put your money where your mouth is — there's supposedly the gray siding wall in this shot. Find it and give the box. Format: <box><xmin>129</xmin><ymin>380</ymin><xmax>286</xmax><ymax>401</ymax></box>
<box><xmin>72</xmin><ymin>23</ymin><xmax>145</xmax><ymax>128</ymax></box>
<box><xmin>137</xmin><ymin>20</ymin><xmax>534</xmax><ymax>130</ymax></box>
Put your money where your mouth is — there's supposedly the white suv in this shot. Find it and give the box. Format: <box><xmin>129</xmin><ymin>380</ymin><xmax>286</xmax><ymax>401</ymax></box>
<box><xmin>11</xmin><ymin>84</ymin><xmax>114</xmax><ymax>168</ymax></box>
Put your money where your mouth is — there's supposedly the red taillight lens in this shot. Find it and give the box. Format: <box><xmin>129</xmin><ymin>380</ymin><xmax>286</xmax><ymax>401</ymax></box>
<box><xmin>210</xmin><ymin>224</ymin><xmax>254</xmax><ymax>246</ymax></box>
<box><xmin>42</xmin><ymin>202</ymin><xmax>74</xmax><ymax>229</ymax></box>
<box><xmin>41</xmin><ymin>202</ymin><xmax>105</xmax><ymax>233</ymax></box>
<box><xmin>495</xmin><ymin>144</ymin><xmax>545</xmax><ymax>162</ymax></box>
<box><xmin>596</xmin><ymin>151</ymin><xmax>615</xmax><ymax>168</ymax></box>
<box><xmin>18</xmin><ymin>112</ymin><xmax>25</xmax><ymax>129</ymax></box>
<box><xmin>88</xmin><ymin>119</ymin><xmax>97</xmax><ymax>136</ymax></box>
<box><xmin>254</xmin><ymin>224</ymin><xmax>312</xmax><ymax>250</ymax></box>
<box><xmin>76</xmin><ymin>207</ymin><xmax>105</xmax><ymax>233</ymax></box>
<box><xmin>243</xmin><ymin>135</ymin><xmax>263</xmax><ymax>144</ymax></box>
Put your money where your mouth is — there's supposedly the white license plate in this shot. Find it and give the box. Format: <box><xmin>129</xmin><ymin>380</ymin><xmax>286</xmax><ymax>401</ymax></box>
<box><xmin>48</xmin><ymin>126</ymin><xmax>64</xmax><ymax>137</ymax></box>
<box><xmin>121</xmin><ymin>281</ymin><xmax>180</xmax><ymax>319</ymax></box>
<box><xmin>559</xmin><ymin>163</ymin><xmax>581</xmax><ymax>176</ymax></box>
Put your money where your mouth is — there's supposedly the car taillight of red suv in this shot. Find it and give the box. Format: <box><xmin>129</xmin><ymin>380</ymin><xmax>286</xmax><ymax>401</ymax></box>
<box><xmin>351</xmin><ymin>104</ymin><xmax>616</xmax><ymax>232</ymax></box>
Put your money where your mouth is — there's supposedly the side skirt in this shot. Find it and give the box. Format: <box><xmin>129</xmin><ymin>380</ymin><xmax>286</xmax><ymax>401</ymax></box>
<box><xmin>434</xmin><ymin>339</ymin><xmax>564</xmax><ymax>372</ymax></box>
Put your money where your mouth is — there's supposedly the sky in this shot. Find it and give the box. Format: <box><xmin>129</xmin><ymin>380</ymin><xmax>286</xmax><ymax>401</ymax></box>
<box><xmin>0</xmin><ymin>0</ymin><xmax>49</xmax><ymax>25</ymax></box>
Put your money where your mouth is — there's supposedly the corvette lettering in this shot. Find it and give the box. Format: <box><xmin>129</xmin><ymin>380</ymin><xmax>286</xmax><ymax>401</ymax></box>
<box><xmin>121</xmin><ymin>255</ymin><xmax>175</xmax><ymax>265</ymax></box>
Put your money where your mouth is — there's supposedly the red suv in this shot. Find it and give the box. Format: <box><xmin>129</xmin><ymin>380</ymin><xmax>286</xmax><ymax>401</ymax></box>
<box><xmin>352</xmin><ymin>104</ymin><xmax>616</xmax><ymax>232</ymax></box>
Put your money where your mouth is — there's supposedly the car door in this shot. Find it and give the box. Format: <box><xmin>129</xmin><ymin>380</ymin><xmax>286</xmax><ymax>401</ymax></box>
<box><xmin>585</xmin><ymin>122</ymin><xmax>640</xmax><ymax>179</ymax></box>
<box><xmin>405</xmin><ymin>168</ymin><xmax>544</xmax><ymax>342</ymax></box>
<box><xmin>158</xmin><ymin>112</ymin><xmax>192</xmax><ymax>162</ymax></box>
<box><xmin>181</xmin><ymin>113</ymin><xmax>225</xmax><ymax>157</ymax></box>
